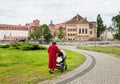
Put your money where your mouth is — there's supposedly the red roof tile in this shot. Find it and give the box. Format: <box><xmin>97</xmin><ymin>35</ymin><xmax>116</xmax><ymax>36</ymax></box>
<box><xmin>66</xmin><ymin>14</ymin><xmax>89</xmax><ymax>24</ymax></box>
<box><xmin>0</xmin><ymin>24</ymin><xmax>28</xmax><ymax>30</ymax></box>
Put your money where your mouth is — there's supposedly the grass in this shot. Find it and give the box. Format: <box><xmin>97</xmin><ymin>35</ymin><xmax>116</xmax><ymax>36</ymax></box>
<box><xmin>0</xmin><ymin>48</ymin><xmax>85</xmax><ymax>84</ymax></box>
<box><xmin>77</xmin><ymin>46</ymin><xmax>120</xmax><ymax>57</ymax></box>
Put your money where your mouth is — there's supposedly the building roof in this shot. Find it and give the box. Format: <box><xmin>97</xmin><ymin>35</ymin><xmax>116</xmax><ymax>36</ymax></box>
<box><xmin>89</xmin><ymin>21</ymin><xmax>96</xmax><ymax>27</ymax></box>
<box><xmin>0</xmin><ymin>24</ymin><xmax>28</xmax><ymax>30</ymax></box>
<box><xmin>66</xmin><ymin>14</ymin><xmax>89</xmax><ymax>24</ymax></box>
<box><xmin>49</xmin><ymin>20</ymin><xmax>54</xmax><ymax>26</ymax></box>
<box><xmin>106</xmin><ymin>26</ymin><xmax>115</xmax><ymax>31</ymax></box>
<box><xmin>0</xmin><ymin>19</ymin><xmax>40</xmax><ymax>31</ymax></box>
<box><xmin>49</xmin><ymin>21</ymin><xmax>66</xmax><ymax>30</ymax></box>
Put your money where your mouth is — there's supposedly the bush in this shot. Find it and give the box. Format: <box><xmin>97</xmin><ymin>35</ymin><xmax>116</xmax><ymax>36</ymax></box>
<box><xmin>0</xmin><ymin>44</ymin><xmax>9</xmax><ymax>48</ymax></box>
<box><xmin>32</xmin><ymin>44</ymin><xmax>41</xmax><ymax>50</ymax></box>
<box><xmin>9</xmin><ymin>43</ymin><xmax>21</xmax><ymax>49</ymax></box>
<box><xmin>18</xmin><ymin>42</ymin><xmax>47</xmax><ymax>50</ymax></box>
<box><xmin>39</xmin><ymin>45</ymin><xmax>47</xmax><ymax>50</ymax></box>
<box><xmin>0</xmin><ymin>42</ymin><xmax>47</xmax><ymax>50</ymax></box>
<box><xmin>20</xmin><ymin>42</ymin><xmax>34</xmax><ymax>50</ymax></box>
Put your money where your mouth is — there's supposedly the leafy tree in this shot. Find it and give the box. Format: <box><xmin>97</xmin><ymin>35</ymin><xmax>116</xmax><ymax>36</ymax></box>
<box><xmin>58</xmin><ymin>26</ymin><xmax>64</xmax><ymax>40</ymax></box>
<box><xmin>112</xmin><ymin>12</ymin><xmax>120</xmax><ymax>40</ymax></box>
<box><xmin>53</xmin><ymin>31</ymin><xmax>58</xmax><ymax>39</ymax></box>
<box><xmin>42</xmin><ymin>24</ymin><xmax>52</xmax><ymax>43</ymax></box>
<box><xmin>29</xmin><ymin>24</ymin><xmax>52</xmax><ymax>43</ymax></box>
<box><xmin>34</xmin><ymin>27</ymin><xmax>43</xmax><ymax>40</ymax></box>
<box><xmin>96</xmin><ymin>14</ymin><xmax>105</xmax><ymax>38</ymax></box>
<box><xmin>30</xmin><ymin>33</ymin><xmax>35</xmax><ymax>39</ymax></box>
<box><xmin>30</xmin><ymin>26</ymin><xmax>42</xmax><ymax>40</ymax></box>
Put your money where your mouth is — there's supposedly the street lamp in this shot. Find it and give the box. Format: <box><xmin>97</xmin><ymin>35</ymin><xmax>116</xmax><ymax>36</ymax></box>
<box><xmin>10</xmin><ymin>33</ymin><xmax>12</xmax><ymax>43</ymax></box>
<box><xmin>41</xmin><ymin>28</ymin><xmax>45</xmax><ymax>44</ymax></box>
<box><xmin>94</xmin><ymin>26</ymin><xmax>96</xmax><ymax>47</ymax></box>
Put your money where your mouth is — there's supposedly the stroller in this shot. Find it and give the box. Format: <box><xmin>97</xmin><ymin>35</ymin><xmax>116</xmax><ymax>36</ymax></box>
<box><xmin>56</xmin><ymin>50</ymin><xmax>67</xmax><ymax>72</ymax></box>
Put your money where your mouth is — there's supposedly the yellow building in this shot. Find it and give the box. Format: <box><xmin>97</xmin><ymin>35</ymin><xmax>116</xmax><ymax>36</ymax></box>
<box><xmin>66</xmin><ymin>14</ymin><xmax>97</xmax><ymax>40</ymax></box>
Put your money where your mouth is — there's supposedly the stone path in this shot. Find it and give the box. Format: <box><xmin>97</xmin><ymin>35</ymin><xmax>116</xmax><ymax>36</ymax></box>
<box><xmin>38</xmin><ymin>45</ymin><xmax>120</xmax><ymax>84</ymax></box>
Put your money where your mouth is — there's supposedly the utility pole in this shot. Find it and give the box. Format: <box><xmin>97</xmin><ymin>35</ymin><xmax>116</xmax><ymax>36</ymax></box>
<box><xmin>94</xmin><ymin>26</ymin><xmax>96</xmax><ymax>47</ymax></box>
<box><xmin>41</xmin><ymin>28</ymin><xmax>44</xmax><ymax>44</ymax></box>
<box><xmin>10</xmin><ymin>33</ymin><xmax>11</xmax><ymax>43</ymax></box>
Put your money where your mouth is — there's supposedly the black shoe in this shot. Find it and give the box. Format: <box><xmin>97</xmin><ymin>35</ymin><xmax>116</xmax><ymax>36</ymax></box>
<box><xmin>49</xmin><ymin>70</ymin><xmax>53</xmax><ymax>74</ymax></box>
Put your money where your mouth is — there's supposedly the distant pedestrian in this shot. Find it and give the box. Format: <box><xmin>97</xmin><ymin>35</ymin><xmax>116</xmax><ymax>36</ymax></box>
<box><xmin>48</xmin><ymin>41</ymin><xmax>60</xmax><ymax>74</ymax></box>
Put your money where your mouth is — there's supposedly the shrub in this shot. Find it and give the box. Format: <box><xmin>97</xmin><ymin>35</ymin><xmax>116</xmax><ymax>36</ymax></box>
<box><xmin>39</xmin><ymin>46</ymin><xmax>47</xmax><ymax>50</ymax></box>
<box><xmin>20</xmin><ymin>43</ymin><xmax>47</xmax><ymax>50</ymax></box>
<box><xmin>0</xmin><ymin>44</ymin><xmax>9</xmax><ymax>48</ymax></box>
<box><xmin>20</xmin><ymin>42</ymin><xmax>34</xmax><ymax>50</ymax></box>
<box><xmin>0</xmin><ymin>42</ymin><xmax>47</xmax><ymax>50</ymax></box>
<box><xmin>9</xmin><ymin>43</ymin><xmax>21</xmax><ymax>49</ymax></box>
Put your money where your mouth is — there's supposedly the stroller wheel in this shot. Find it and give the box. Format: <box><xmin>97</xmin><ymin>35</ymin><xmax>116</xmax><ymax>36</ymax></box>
<box><xmin>60</xmin><ymin>68</ymin><xmax>64</xmax><ymax>72</ymax></box>
<box><xmin>65</xmin><ymin>65</ymin><xmax>67</xmax><ymax>70</ymax></box>
<box><xmin>60</xmin><ymin>64</ymin><xmax>64</xmax><ymax>72</ymax></box>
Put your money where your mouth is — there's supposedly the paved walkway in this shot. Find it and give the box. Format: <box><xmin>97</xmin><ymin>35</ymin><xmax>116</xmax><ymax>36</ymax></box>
<box><xmin>38</xmin><ymin>45</ymin><xmax>120</xmax><ymax>84</ymax></box>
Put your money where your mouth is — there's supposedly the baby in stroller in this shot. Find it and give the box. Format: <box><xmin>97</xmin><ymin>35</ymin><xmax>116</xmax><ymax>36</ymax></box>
<box><xmin>56</xmin><ymin>50</ymin><xmax>67</xmax><ymax>72</ymax></box>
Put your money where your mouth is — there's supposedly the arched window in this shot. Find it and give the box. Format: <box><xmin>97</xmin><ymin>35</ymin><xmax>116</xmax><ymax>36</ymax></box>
<box><xmin>79</xmin><ymin>28</ymin><xmax>81</xmax><ymax>34</ymax></box>
<box><xmin>82</xmin><ymin>28</ymin><xmax>84</xmax><ymax>34</ymax></box>
<box><xmin>85</xmin><ymin>28</ymin><xmax>87</xmax><ymax>34</ymax></box>
<box><xmin>90</xmin><ymin>31</ymin><xmax>92</xmax><ymax>34</ymax></box>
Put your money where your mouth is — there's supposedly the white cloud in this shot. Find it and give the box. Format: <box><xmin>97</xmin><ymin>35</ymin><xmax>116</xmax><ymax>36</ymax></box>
<box><xmin>0</xmin><ymin>0</ymin><xmax>120</xmax><ymax>26</ymax></box>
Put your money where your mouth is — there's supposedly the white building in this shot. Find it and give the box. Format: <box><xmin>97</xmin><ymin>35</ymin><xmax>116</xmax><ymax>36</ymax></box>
<box><xmin>0</xmin><ymin>24</ymin><xmax>28</xmax><ymax>40</ymax></box>
<box><xmin>101</xmin><ymin>26</ymin><xmax>116</xmax><ymax>40</ymax></box>
<box><xmin>0</xmin><ymin>20</ymin><xmax>40</xmax><ymax>40</ymax></box>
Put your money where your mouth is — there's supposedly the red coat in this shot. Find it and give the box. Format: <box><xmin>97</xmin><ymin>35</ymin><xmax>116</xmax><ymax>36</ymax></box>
<box><xmin>48</xmin><ymin>45</ymin><xmax>60</xmax><ymax>69</ymax></box>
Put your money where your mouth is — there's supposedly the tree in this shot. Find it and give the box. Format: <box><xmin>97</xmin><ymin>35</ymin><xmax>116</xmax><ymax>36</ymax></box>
<box><xmin>30</xmin><ymin>26</ymin><xmax>42</xmax><ymax>40</ymax></box>
<box><xmin>29</xmin><ymin>24</ymin><xmax>52</xmax><ymax>43</ymax></box>
<box><xmin>96</xmin><ymin>14</ymin><xmax>105</xmax><ymax>38</ymax></box>
<box><xmin>30</xmin><ymin>33</ymin><xmax>35</xmax><ymax>40</ymax></box>
<box><xmin>112</xmin><ymin>12</ymin><xmax>120</xmax><ymax>40</ymax></box>
<box><xmin>53</xmin><ymin>31</ymin><xmax>58</xmax><ymax>40</ymax></box>
<box><xmin>58</xmin><ymin>26</ymin><xmax>64</xmax><ymax>40</ymax></box>
<box><xmin>42</xmin><ymin>24</ymin><xmax>53</xmax><ymax>43</ymax></box>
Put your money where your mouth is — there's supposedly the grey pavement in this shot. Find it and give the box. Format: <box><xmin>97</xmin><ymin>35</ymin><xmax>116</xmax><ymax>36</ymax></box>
<box><xmin>38</xmin><ymin>45</ymin><xmax>120</xmax><ymax>84</ymax></box>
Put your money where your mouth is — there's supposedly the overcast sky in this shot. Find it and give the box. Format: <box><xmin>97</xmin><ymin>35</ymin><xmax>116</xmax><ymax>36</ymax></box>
<box><xmin>0</xmin><ymin>0</ymin><xmax>120</xmax><ymax>26</ymax></box>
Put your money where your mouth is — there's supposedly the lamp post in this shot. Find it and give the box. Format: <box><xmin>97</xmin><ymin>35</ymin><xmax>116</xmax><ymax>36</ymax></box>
<box><xmin>10</xmin><ymin>33</ymin><xmax>12</xmax><ymax>43</ymax></box>
<box><xmin>41</xmin><ymin>28</ymin><xmax>44</xmax><ymax>44</ymax></box>
<box><xmin>41</xmin><ymin>36</ymin><xmax>44</xmax><ymax>44</ymax></box>
<box><xmin>94</xmin><ymin>27</ymin><xmax>96</xmax><ymax>47</ymax></box>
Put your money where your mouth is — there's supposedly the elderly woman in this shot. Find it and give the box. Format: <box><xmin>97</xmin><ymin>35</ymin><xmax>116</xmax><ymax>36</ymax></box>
<box><xmin>48</xmin><ymin>41</ymin><xmax>60</xmax><ymax>74</ymax></box>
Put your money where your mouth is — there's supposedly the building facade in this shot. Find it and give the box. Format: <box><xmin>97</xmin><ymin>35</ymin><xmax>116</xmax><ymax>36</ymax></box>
<box><xmin>0</xmin><ymin>14</ymin><xmax>97</xmax><ymax>41</ymax></box>
<box><xmin>49</xmin><ymin>21</ymin><xmax>66</xmax><ymax>40</ymax></box>
<box><xmin>66</xmin><ymin>14</ymin><xmax>97</xmax><ymax>40</ymax></box>
<box><xmin>0</xmin><ymin>20</ymin><xmax>40</xmax><ymax>40</ymax></box>
<box><xmin>49</xmin><ymin>14</ymin><xmax>97</xmax><ymax>41</ymax></box>
<box><xmin>101</xmin><ymin>26</ymin><xmax>115</xmax><ymax>40</ymax></box>
<box><xmin>0</xmin><ymin>25</ymin><xmax>28</xmax><ymax>40</ymax></box>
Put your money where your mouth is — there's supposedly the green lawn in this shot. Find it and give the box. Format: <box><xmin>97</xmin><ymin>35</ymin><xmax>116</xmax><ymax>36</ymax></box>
<box><xmin>0</xmin><ymin>48</ymin><xmax>85</xmax><ymax>84</ymax></box>
<box><xmin>77</xmin><ymin>46</ymin><xmax>120</xmax><ymax>57</ymax></box>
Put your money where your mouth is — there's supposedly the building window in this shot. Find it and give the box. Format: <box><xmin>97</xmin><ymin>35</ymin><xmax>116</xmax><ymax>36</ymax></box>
<box><xmin>79</xmin><ymin>28</ymin><xmax>81</xmax><ymax>34</ymax></box>
<box><xmin>73</xmin><ymin>29</ymin><xmax>76</xmax><ymax>31</ymax></box>
<box><xmin>90</xmin><ymin>27</ymin><xmax>93</xmax><ymax>29</ymax></box>
<box><xmin>90</xmin><ymin>31</ymin><xmax>92</xmax><ymax>34</ymax></box>
<box><xmin>82</xmin><ymin>28</ymin><xmax>84</xmax><ymax>34</ymax></box>
<box><xmin>85</xmin><ymin>28</ymin><xmax>87</xmax><ymax>34</ymax></box>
